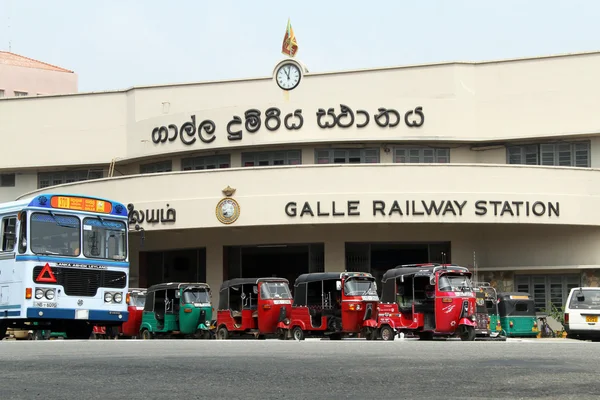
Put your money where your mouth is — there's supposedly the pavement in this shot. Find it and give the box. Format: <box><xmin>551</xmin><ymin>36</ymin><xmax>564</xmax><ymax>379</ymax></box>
<box><xmin>1</xmin><ymin>338</ymin><xmax>599</xmax><ymax>400</ymax></box>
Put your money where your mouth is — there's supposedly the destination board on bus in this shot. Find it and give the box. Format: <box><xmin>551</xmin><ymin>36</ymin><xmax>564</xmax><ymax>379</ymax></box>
<box><xmin>50</xmin><ymin>196</ymin><xmax>113</xmax><ymax>214</ymax></box>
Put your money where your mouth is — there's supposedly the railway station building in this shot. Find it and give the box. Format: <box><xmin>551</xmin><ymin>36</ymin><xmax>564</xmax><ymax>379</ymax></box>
<box><xmin>2</xmin><ymin>51</ymin><xmax>600</xmax><ymax>311</ymax></box>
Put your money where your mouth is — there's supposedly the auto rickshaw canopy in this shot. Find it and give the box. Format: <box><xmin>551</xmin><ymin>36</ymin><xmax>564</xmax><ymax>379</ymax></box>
<box><xmin>218</xmin><ymin>277</ymin><xmax>289</xmax><ymax>310</ymax></box>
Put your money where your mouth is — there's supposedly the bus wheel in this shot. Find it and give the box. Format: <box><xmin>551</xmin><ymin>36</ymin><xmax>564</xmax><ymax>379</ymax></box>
<box><xmin>292</xmin><ymin>326</ymin><xmax>305</xmax><ymax>341</ymax></box>
<box><xmin>380</xmin><ymin>326</ymin><xmax>395</xmax><ymax>341</ymax></box>
<box><xmin>459</xmin><ymin>326</ymin><xmax>476</xmax><ymax>341</ymax></box>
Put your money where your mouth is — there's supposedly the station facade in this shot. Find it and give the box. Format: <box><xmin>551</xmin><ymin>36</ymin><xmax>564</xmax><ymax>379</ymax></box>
<box><xmin>2</xmin><ymin>51</ymin><xmax>600</xmax><ymax>312</ymax></box>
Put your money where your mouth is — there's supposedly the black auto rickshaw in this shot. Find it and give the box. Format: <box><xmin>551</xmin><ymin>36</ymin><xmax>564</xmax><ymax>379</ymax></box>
<box><xmin>471</xmin><ymin>282</ymin><xmax>504</xmax><ymax>339</ymax></box>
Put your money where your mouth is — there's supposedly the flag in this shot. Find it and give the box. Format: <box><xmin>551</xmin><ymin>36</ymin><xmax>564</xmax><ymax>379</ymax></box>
<box><xmin>281</xmin><ymin>18</ymin><xmax>298</xmax><ymax>57</ymax></box>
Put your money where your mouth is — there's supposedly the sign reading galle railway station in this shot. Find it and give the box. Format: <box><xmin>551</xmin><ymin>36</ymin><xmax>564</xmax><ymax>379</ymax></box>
<box><xmin>284</xmin><ymin>200</ymin><xmax>560</xmax><ymax>218</ymax></box>
<box><xmin>150</xmin><ymin>104</ymin><xmax>425</xmax><ymax>145</ymax></box>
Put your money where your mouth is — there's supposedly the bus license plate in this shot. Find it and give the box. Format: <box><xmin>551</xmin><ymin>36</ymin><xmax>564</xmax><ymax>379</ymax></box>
<box><xmin>75</xmin><ymin>310</ymin><xmax>89</xmax><ymax>320</ymax></box>
<box><xmin>34</xmin><ymin>302</ymin><xmax>57</xmax><ymax>308</ymax></box>
<box><xmin>586</xmin><ymin>315</ymin><xmax>598</xmax><ymax>323</ymax></box>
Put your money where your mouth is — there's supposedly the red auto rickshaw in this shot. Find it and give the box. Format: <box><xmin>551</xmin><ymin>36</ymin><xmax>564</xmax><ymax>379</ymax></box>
<box><xmin>215</xmin><ymin>278</ymin><xmax>292</xmax><ymax>339</ymax></box>
<box><xmin>277</xmin><ymin>272</ymin><xmax>380</xmax><ymax>340</ymax></box>
<box><xmin>91</xmin><ymin>288</ymin><xmax>147</xmax><ymax>340</ymax></box>
<box><xmin>377</xmin><ymin>264</ymin><xmax>477</xmax><ymax>341</ymax></box>
<box><xmin>119</xmin><ymin>288</ymin><xmax>147</xmax><ymax>338</ymax></box>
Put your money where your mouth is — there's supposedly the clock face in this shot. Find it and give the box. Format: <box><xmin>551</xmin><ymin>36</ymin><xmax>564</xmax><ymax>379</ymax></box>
<box><xmin>276</xmin><ymin>63</ymin><xmax>301</xmax><ymax>90</ymax></box>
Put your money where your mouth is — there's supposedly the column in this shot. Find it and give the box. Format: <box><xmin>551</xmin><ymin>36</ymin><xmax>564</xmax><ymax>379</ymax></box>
<box><xmin>206</xmin><ymin>243</ymin><xmax>224</xmax><ymax>308</ymax></box>
<box><xmin>324</xmin><ymin>240</ymin><xmax>345</xmax><ymax>272</ymax></box>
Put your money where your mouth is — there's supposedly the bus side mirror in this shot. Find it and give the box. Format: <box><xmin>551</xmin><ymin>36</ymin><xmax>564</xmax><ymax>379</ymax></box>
<box><xmin>336</xmin><ymin>281</ymin><xmax>342</xmax><ymax>291</ymax></box>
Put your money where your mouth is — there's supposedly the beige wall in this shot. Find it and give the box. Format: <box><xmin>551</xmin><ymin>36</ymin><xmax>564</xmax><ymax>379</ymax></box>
<box><xmin>19</xmin><ymin>163</ymin><xmax>599</xmax><ymax>229</ymax></box>
<box><xmin>2</xmin><ymin>52</ymin><xmax>600</xmax><ymax>171</ymax></box>
<box><xmin>0</xmin><ymin>64</ymin><xmax>77</xmax><ymax>97</ymax></box>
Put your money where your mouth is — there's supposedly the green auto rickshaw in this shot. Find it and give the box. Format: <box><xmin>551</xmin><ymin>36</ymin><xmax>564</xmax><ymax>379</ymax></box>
<box><xmin>139</xmin><ymin>282</ymin><xmax>213</xmax><ymax>339</ymax></box>
<box><xmin>490</xmin><ymin>292</ymin><xmax>539</xmax><ymax>338</ymax></box>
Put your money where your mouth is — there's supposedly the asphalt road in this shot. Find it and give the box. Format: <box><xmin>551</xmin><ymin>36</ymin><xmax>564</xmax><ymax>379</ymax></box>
<box><xmin>1</xmin><ymin>338</ymin><xmax>599</xmax><ymax>400</ymax></box>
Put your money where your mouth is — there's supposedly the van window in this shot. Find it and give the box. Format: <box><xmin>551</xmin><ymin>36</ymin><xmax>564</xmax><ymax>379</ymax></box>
<box><xmin>569</xmin><ymin>289</ymin><xmax>600</xmax><ymax>310</ymax></box>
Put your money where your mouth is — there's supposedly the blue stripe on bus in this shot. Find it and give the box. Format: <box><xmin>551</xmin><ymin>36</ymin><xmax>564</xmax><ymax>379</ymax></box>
<box><xmin>26</xmin><ymin>308</ymin><xmax>129</xmax><ymax>322</ymax></box>
<box><xmin>0</xmin><ymin>305</ymin><xmax>21</xmax><ymax>309</ymax></box>
<box><xmin>0</xmin><ymin>311</ymin><xmax>21</xmax><ymax>317</ymax></box>
<box><xmin>15</xmin><ymin>255</ymin><xmax>129</xmax><ymax>268</ymax></box>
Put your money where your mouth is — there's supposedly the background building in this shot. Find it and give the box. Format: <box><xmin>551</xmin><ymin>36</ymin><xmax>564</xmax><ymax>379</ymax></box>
<box><xmin>1</xmin><ymin>51</ymin><xmax>599</xmax><ymax>314</ymax></box>
<box><xmin>0</xmin><ymin>51</ymin><xmax>78</xmax><ymax>199</ymax></box>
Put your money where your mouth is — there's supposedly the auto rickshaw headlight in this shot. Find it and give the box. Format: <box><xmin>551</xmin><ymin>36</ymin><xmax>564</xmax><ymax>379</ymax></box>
<box><xmin>113</xmin><ymin>293</ymin><xmax>123</xmax><ymax>303</ymax></box>
<box><xmin>104</xmin><ymin>292</ymin><xmax>113</xmax><ymax>303</ymax></box>
<box><xmin>470</xmin><ymin>315</ymin><xmax>476</xmax><ymax>322</ymax></box>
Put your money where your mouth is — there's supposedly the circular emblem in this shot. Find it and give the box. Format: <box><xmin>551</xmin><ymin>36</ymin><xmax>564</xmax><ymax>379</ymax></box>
<box><xmin>216</xmin><ymin>198</ymin><xmax>240</xmax><ymax>224</ymax></box>
<box><xmin>77</xmin><ymin>299</ymin><xmax>84</xmax><ymax>306</ymax></box>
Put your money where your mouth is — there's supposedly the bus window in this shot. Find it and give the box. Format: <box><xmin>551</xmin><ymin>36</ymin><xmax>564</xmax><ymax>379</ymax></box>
<box><xmin>83</xmin><ymin>218</ymin><xmax>127</xmax><ymax>261</ymax></box>
<box><xmin>1</xmin><ymin>216</ymin><xmax>16</xmax><ymax>252</ymax></box>
<box><xmin>30</xmin><ymin>213</ymin><xmax>80</xmax><ymax>256</ymax></box>
<box><xmin>18</xmin><ymin>211</ymin><xmax>27</xmax><ymax>254</ymax></box>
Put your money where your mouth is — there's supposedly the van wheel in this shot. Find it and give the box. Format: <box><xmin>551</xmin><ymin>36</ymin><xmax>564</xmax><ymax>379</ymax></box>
<box><xmin>216</xmin><ymin>326</ymin><xmax>229</xmax><ymax>340</ymax></box>
<box><xmin>459</xmin><ymin>326</ymin><xmax>476</xmax><ymax>341</ymax></box>
<box><xmin>380</xmin><ymin>326</ymin><xmax>395</xmax><ymax>341</ymax></box>
<box><xmin>141</xmin><ymin>329</ymin><xmax>153</xmax><ymax>340</ymax></box>
<box><xmin>292</xmin><ymin>326</ymin><xmax>304</xmax><ymax>341</ymax></box>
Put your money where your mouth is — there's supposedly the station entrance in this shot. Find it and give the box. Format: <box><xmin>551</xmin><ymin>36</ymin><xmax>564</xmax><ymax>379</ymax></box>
<box><xmin>345</xmin><ymin>242</ymin><xmax>451</xmax><ymax>295</ymax></box>
<box><xmin>224</xmin><ymin>243</ymin><xmax>324</xmax><ymax>286</ymax></box>
<box><xmin>138</xmin><ymin>248</ymin><xmax>207</xmax><ymax>288</ymax></box>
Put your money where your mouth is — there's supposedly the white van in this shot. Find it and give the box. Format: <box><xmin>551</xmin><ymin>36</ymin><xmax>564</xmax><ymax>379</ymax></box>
<box><xmin>564</xmin><ymin>287</ymin><xmax>600</xmax><ymax>341</ymax></box>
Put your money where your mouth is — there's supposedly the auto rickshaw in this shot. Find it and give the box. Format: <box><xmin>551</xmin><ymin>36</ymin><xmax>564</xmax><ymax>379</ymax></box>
<box><xmin>139</xmin><ymin>282</ymin><xmax>213</xmax><ymax>339</ymax></box>
<box><xmin>471</xmin><ymin>282</ymin><xmax>501</xmax><ymax>337</ymax></box>
<box><xmin>276</xmin><ymin>272</ymin><xmax>380</xmax><ymax>340</ymax></box>
<box><xmin>91</xmin><ymin>288</ymin><xmax>147</xmax><ymax>339</ymax></box>
<box><xmin>490</xmin><ymin>292</ymin><xmax>539</xmax><ymax>337</ymax></box>
<box><xmin>377</xmin><ymin>263</ymin><xmax>478</xmax><ymax>341</ymax></box>
<box><xmin>215</xmin><ymin>277</ymin><xmax>292</xmax><ymax>339</ymax></box>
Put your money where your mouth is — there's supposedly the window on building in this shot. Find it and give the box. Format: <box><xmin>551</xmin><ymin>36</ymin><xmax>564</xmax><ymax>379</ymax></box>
<box><xmin>14</xmin><ymin>91</ymin><xmax>28</xmax><ymax>97</ymax></box>
<box><xmin>38</xmin><ymin>169</ymin><xmax>103</xmax><ymax>189</ymax></box>
<box><xmin>1</xmin><ymin>216</ymin><xmax>17</xmax><ymax>252</ymax></box>
<box><xmin>242</xmin><ymin>150</ymin><xmax>301</xmax><ymax>167</ymax></box>
<box><xmin>182</xmin><ymin>154</ymin><xmax>230</xmax><ymax>170</ymax></box>
<box><xmin>315</xmin><ymin>148</ymin><xmax>379</xmax><ymax>164</ymax></box>
<box><xmin>0</xmin><ymin>173</ymin><xmax>16</xmax><ymax>187</ymax></box>
<box><xmin>507</xmin><ymin>142</ymin><xmax>590</xmax><ymax>168</ymax></box>
<box><xmin>515</xmin><ymin>274</ymin><xmax>580</xmax><ymax>312</ymax></box>
<box><xmin>0</xmin><ymin>89</ymin><xmax>5</xmax><ymax>97</ymax></box>
<box><xmin>394</xmin><ymin>147</ymin><xmax>450</xmax><ymax>163</ymax></box>
<box><xmin>140</xmin><ymin>160</ymin><xmax>172</xmax><ymax>174</ymax></box>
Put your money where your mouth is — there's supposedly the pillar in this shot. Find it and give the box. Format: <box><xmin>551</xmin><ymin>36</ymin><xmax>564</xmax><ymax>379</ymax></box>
<box><xmin>206</xmin><ymin>243</ymin><xmax>224</xmax><ymax>308</ymax></box>
<box><xmin>324</xmin><ymin>240</ymin><xmax>345</xmax><ymax>272</ymax></box>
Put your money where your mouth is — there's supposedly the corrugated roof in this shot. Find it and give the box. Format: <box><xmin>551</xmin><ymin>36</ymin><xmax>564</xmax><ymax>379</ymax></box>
<box><xmin>0</xmin><ymin>51</ymin><xmax>74</xmax><ymax>73</ymax></box>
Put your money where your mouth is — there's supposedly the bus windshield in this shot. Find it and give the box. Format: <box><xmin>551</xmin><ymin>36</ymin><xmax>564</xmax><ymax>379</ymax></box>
<box><xmin>83</xmin><ymin>217</ymin><xmax>127</xmax><ymax>261</ymax></box>
<box><xmin>30</xmin><ymin>212</ymin><xmax>81</xmax><ymax>256</ymax></box>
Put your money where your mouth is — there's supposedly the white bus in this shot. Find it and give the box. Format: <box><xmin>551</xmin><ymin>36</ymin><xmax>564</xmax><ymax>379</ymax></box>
<box><xmin>0</xmin><ymin>193</ymin><xmax>130</xmax><ymax>339</ymax></box>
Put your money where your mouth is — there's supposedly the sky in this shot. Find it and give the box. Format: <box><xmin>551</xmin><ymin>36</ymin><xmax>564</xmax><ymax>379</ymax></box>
<box><xmin>0</xmin><ymin>0</ymin><xmax>598</xmax><ymax>93</ymax></box>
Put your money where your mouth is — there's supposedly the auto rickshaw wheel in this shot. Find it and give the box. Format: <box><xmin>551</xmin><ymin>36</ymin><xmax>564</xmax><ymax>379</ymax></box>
<box><xmin>459</xmin><ymin>326</ymin><xmax>476</xmax><ymax>341</ymax></box>
<box><xmin>292</xmin><ymin>326</ymin><xmax>305</xmax><ymax>341</ymax></box>
<box><xmin>380</xmin><ymin>326</ymin><xmax>395</xmax><ymax>341</ymax></box>
<box><xmin>141</xmin><ymin>329</ymin><xmax>153</xmax><ymax>340</ymax></box>
<box><xmin>216</xmin><ymin>326</ymin><xmax>229</xmax><ymax>340</ymax></box>
<box><xmin>276</xmin><ymin>329</ymin><xmax>287</xmax><ymax>340</ymax></box>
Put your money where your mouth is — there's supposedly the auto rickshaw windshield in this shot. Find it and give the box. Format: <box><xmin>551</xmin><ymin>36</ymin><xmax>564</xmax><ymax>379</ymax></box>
<box><xmin>438</xmin><ymin>274</ymin><xmax>473</xmax><ymax>292</ymax></box>
<box><xmin>343</xmin><ymin>277</ymin><xmax>377</xmax><ymax>296</ymax></box>
<box><xmin>182</xmin><ymin>289</ymin><xmax>210</xmax><ymax>304</ymax></box>
<box><xmin>132</xmin><ymin>294</ymin><xmax>146</xmax><ymax>307</ymax></box>
<box><xmin>261</xmin><ymin>282</ymin><xmax>292</xmax><ymax>299</ymax></box>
